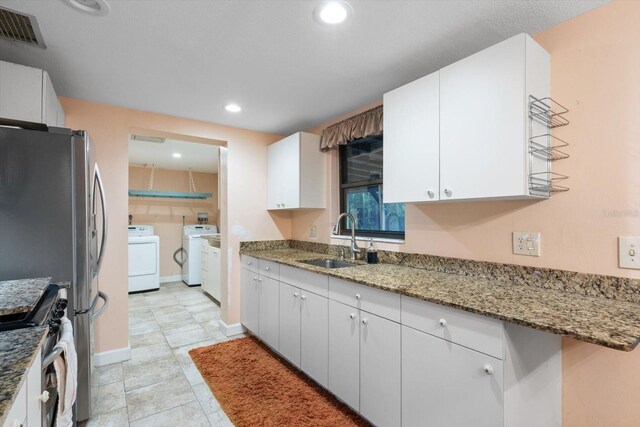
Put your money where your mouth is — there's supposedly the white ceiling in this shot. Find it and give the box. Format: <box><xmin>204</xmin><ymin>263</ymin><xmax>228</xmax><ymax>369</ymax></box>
<box><xmin>0</xmin><ymin>0</ymin><xmax>606</xmax><ymax>135</ymax></box>
<box><xmin>129</xmin><ymin>137</ymin><xmax>219</xmax><ymax>173</ymax></box>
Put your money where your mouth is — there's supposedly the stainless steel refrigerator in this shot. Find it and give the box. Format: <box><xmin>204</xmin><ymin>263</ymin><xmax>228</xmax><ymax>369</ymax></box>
<box><xmin>0</xmin><ymin>121</ymin><xmax>109</xmax><ymax>422</ymax></box>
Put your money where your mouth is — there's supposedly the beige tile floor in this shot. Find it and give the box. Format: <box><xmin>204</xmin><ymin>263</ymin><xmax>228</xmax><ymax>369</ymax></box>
<box><xmin>85</xmin><ymin>281</ymin><xmax>243</xmax><ymax>426</ymax></box>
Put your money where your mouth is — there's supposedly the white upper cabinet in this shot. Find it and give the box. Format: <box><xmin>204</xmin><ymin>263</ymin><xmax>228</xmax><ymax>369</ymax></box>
<box><xmin>384</xmin><ymin>71</ymin><xmax>440</xmax><ymax>203</ymax></box>
<box><xmin>0</xmin><ymin>61</ymin><xmax>65</xmax><ymax>127</ymax></box>
<box><xmin>267</xmin><ymin>132</ymin><xmax>325</xmax><ymax>210</ymax></box>
<box><xmin>383</xmin><ymin>33</ymin><xmax>550</xmax><ymax>203</ymax></box>
<box><xmin>0</xmin><ymin>61</ymin><xmax>43</xmax><ymax>123</ymax></box>
<box><xmin>42</xmin><ymin>71</ymin><xmax>60</xmax><ymax>127</ymax></box>
<box><xmin>440</xmin><ymin>34</ymin><xmax>549</xmax><ymax>201</ymax></box>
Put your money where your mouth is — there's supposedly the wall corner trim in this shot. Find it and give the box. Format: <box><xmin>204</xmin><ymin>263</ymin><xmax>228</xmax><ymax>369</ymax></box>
<box><xmin>219</xmin><ymin>320</ymin><xmax>246</xmax><ymax>337</ymax></box>
<box><xmin>94</xmin><ymin>344</ymin><xmax>131</xmax><ymax>366</ymax></box>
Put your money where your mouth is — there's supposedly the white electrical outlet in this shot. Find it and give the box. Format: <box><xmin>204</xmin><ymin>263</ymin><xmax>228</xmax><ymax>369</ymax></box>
<box><xmin>513</xmin><ymin>232</ymin><xmax>541</xmax><ymax>256</ymax></box>
<box><xmin>619</xmin><ymin>237</ymin><xmax>640</xmax><ymax>269</ymax></box>
<box><xmin>310</xmin><ymin>224</ymin><xmax>317</xmax><ymax>238</ymax></box>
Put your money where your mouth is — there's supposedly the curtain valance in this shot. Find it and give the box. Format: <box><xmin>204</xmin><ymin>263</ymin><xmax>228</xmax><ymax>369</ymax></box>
<box><xmin>319</xmin><ymin>105</ymin><xmax>383</xmax><ymax>151</ymax></box>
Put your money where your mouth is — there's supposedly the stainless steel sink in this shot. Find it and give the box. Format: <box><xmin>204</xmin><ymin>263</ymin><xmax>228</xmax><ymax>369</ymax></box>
<box><xmin>302</xmin><ymin>259</ymin><xmax>358</xmax><ymax>269</ymax></box>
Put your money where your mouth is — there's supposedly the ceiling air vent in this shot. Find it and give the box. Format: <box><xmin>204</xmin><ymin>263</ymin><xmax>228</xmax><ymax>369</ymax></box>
<box><xmin>0</xmin><ymin>6</ymin><xmax>46</xmax><ymax>49</ymax></box>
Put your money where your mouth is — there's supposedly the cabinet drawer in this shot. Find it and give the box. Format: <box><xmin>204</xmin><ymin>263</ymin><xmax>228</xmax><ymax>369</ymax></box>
<box><xmin>3</xmin><ymin>381</ymin><xmax>27</xmax><ymax>427</ymax></box>
<box><xmin>280</xmin><ymin>265</ymin><xmax>328</xmax><ymax>297</ymax></box>
<box><xmin>240</xmin><ymin>255</ymin><xmax>259</xmax><ymax>273</ymax></box>
<box><xmin>329</xmin><ymin>278</ymin><xmax>400</xmax><ymax>322</ymax></box>
<box><xmin>259</xmin><ymin>260</ymin><xmax>279</xmax><ymax>280</ymax></box>
<box><xmin>401</xmin><ymin>296</ymin><xmax>504</xmax><ymax>359</ymax></box>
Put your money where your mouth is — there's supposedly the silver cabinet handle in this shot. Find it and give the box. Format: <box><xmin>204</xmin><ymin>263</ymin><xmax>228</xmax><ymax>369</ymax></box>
<box><xmin>444</xmin><ymin>188</ymin><xmax>452</xmax><ymax>197</ymax></box>
<box><xmin>258</xmin><ymin>278</ymin><xmax>263</xmax><ymax>283</ymax></box>
<box><xmin>439</xmin><ymin>318</ymin><xmax>447</xmax><ymax>327</ymax></box>
<box><xmin>361</xmin><ymin>318</ymin><xmax>368</xmax><ymax>325</ymax></box>
<box><xmin>483</xmin><ymin>365</ymin><xmax>494</xmax><ymax>375</ymax></box>
<box><xmin>93</xmin><ymin>164</ymin><xmax>108</xmax><ymax>276</ymax></box>
<box><xmin>349</xmin><ymin>313</ymin><xmax>356</xmax><ymax>319</ymax></box>
<box><xmin>293</xmin><ymin>292</ymin><xmax>299</xmax><ymax>298</ymax></box>
<box><xmin>265</xmin><ymin>267</ymin><xmax>270</xmax><ymax>271</ymax></box>
<box><xmin>427</xmin><ymin>190</ymin><xmax>435</xmax><ymax>199</ymax></box>
<box><xmin>301</xmin><ymin>295</ymin><xmax>307</xmax><ymax>300</ymax></box>
<box><xmin>355</xmin><ymin>293</ymin><xmax>361</xmax><ymax>300</ymax></box>
<box><xmin>247</xmin><ymin>261</ymin><xmax>252</xmax><ymax>265</ymax></box>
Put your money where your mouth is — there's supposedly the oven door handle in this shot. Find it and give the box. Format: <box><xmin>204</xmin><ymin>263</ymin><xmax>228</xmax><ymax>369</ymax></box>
<box><xmin>91</xmin><ymin>291</ymin><xmax>109</xmax><ymax>319</ymax></box>
<box><xmin>42</xmin><ymin>347</ymin><xmax>63</xmax><ymax>371</ymax></box>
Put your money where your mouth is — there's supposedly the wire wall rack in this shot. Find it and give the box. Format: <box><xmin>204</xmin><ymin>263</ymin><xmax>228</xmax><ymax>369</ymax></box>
<box><xmin>528</xmin><ymin>96</ymin><xmax>570</xmax><ymax>196</ymax></box>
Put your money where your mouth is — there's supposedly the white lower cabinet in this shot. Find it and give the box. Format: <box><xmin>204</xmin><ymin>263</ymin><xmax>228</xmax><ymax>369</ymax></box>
<box><xmin>300</xmin><ymin>291</ymin><xmax>329</xmax><ymax>387</ymax></box>
<box><xmin>328</xmin><ymin>300</ymin><xmax>360</xmax><ymax>410</ymax></box>
<box><xmin>360</xmin><ymin>313</ymin><xmax>401</xmax><ymax>427</ymax></box>
<box><xmin>240</xmin><ymin>268</ymin><xmax>259</xmax><ymax>334</ymax></box>
<box><xmin>3</xmin><ymin>351</ymin><xmax>42</xmax><ymax>427</ymax></box>
<box><xmin>328</xmin><ymin>300</ymin><xmax>401</xmax><ymax>427</ymax></box>
<box><xmin>402</xmin><ymin>326</ymin><xmax>503</xmax><ymax>427</ymax></box>
<box><xmin>243</xmin><ymin>261</ymin><xmax>561</xmax><ymax>427</ymax></box>
<box><xmin>258</xmin><ymin>276</ymin><xmax>279</xmax><ymax>351</ymax></box>
<box><xmin>278</xmin><ymin>282</ymin><xmax>301</xmax><ymax>366</ymax></box>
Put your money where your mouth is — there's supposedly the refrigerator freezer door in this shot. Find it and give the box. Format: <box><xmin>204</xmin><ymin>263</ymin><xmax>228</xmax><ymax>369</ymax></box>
<box><xmin>0</xmin><ymin>126</ymin><xmax>74</xmax><ymax>282</ymax></box>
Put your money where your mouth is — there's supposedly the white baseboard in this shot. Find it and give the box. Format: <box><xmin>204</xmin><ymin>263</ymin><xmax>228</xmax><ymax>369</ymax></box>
<box><xmin>219</xmin><ymin>320</ymin><xmax>246</xmax><ymax>337</ymax></box>
<box><xmin>94</xmin><ymin>344</ymin><xmax>131</xmax><ymax>366</ymax></box>
<box><xmin>160</xmin><ymin>275</ymin><xmax>182</xmax><ymax>283</ymax></box>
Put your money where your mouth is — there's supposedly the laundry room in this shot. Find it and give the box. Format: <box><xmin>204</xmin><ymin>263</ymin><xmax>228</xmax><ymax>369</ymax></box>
<box><xmin>127</xmin><ymin>132</ymin><xmax>223</xmax><ymax>299</ymax></box>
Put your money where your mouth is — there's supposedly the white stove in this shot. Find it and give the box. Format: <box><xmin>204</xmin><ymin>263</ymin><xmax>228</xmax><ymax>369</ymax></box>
<box><xmin>182</xmin><ymin>224</ymin><xmax>218</xmax><ymax>286</ymax></box>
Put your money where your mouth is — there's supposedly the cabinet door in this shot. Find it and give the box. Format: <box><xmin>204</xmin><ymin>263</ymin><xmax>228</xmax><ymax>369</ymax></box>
<box><xmin>258</xmin><ymin>276</ymin><xmax>279</xmax><ymax>350</ymax></box>
<box><xmin>360</xmin><ymin>312</ymin><xmax>401</xmax><ymax>427</ymax></box>
<box><xmin>383</xmin><ymin>71</ymin><xmax>440</xmax><ymax>203</ymax></box>
<box><xmin>300</xmin><ymin>291</ymin><xmax>328</xmax><ymax>387</ymax></box>
<box><xmin>27</xmin><ymin>351</ymin><xmax>42</xmax><ymax>427</ymax></box>
<box><xmin>402</xmin><ymin>326</ymin><xmax>504</xmax><ymax>427</ymax></box>
<box><xmin>240</xmin><ymin>268</ymin><xmax>259</xmax><ymax>333</ymax></box>
<box><xmin>280</xmin><ymin>133</ymin><xmax>300</xmax><ymax>209</ymax></box>
<box><xmin>209</xmin><ymin>248</ymin><xmax>221</xmax><ymax>301</ymax></box>
<box><xmin>0</xmin><ymin>61</ymin><xmax>43</xmax><ymax>123</ymax></box>
<box><xmin>440</xmin><ymin>34</ymin><xmax>526</xmax><ymax>201</ymax></box>
<box><xmin>42</xmin><ymin>71</ymin><xmax>58</xmax><ymax>126</ymax></box>
<box><xmin>328</xmin><ymin>300</ymin><xmax>360</xmax><ymax>411</ymax></box>
<box><xmin>56</xmin><ymin>99</ymin><xmax>66</xmax><ymax>127</ymax></box>
<box><xmin>278</xmin><ymin>282</ymin><xmax>301</xmax><ymax>366</ymax></box>
<box><xmin>267</xmin><ymin>140</ymin><xmax>282</xmax><ymax>209</ymax></box>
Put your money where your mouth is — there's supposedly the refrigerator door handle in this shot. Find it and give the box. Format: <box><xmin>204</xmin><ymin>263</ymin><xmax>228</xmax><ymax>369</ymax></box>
<box><xmin>93</xmin><ymin>164</ymin><xmax>108</xmax><ymax>275</ymax></box>
<box><xmin>75</xmin><ymin>293</ymin><xmax>100</xmax><ymax>315</ymax></box>
<box><xmin>91</xmin><ymin>291</ymin><xmax>109</xmax><ymax>319</ymax></box>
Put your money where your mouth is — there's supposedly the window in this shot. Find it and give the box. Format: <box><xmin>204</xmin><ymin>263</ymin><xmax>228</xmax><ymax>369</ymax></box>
<box><xmin>339</xmin><ymin>135</ymin><xmax>405</xmax><ymax>239</ymax></box>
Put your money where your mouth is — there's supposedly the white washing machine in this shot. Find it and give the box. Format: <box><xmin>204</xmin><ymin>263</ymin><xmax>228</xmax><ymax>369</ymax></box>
<box><xmin>128</xmin><ymin>225</ymin><xmax>160</xmax><ymax>293</ymax></box>
<box><xmin>182</xmin><ymin>224</ymin><xmax>218</xmax><ymax>286</ymax></box>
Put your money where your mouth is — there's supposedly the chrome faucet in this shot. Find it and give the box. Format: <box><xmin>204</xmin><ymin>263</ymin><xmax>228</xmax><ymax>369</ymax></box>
<box><xmin>333</xmin><ymin>212</ymin><xmax>360</xmax><ymax>260</ymax></box>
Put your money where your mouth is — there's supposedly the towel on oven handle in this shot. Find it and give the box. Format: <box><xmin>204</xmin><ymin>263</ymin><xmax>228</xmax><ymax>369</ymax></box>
<box><xmin>53</xmin><ymin>317</ymin><xmax>77</xmax><ymax>427</ymax></box>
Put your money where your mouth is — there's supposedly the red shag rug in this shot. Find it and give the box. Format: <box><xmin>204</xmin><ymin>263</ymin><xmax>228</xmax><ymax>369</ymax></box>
<box><xmin>189</xmin><ymin>336</ymin><xmax>370</xmax><ymax>427</ymax></box>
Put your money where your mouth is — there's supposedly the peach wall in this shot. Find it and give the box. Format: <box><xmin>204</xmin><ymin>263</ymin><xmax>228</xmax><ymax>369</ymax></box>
<box><xmin>293</xmin><ymin>2</ymin><xmax>640</xmax><ymax>425</ymax></box>
<box><xmin>128</xmin><ymin>166</ymin><xmax>218</xmax><ymax>278</ymax></box>
<box><xmin>62</xmin><ymin>97</ymin><xmax>287</xmax><ymax>353</ymax></box>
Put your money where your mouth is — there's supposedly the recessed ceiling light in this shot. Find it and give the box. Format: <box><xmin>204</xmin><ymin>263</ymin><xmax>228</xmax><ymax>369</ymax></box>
<box><xmin>63</xmin><ymin>0</ymin><xmax>110</xmax><ymax>16</ymax></box>
<box><xmin>314</xmin><ymin>1</ymin><xmax>352</xmax><ymax>25</ymax></box>
<box><xmin>172</xmin><ymin>153</ymin><xmax>182</xmax><ymax>159</ymax></box>
<box><xmin>225</xmin><ymin>103</ymin><xmax>242</xmax><ymax>113</ymax></box>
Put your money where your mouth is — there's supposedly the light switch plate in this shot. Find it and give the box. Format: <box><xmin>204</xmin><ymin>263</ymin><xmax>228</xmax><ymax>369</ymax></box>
<box><xmin>619</xmin><ymin>237</ymin><xmax>640</xmax><ymax>269</ymax></box>
<box><xmin>513</xmin><ymin>232</ymin><xmax>541</xmax><ymax>256</ymax></box>
<box><xmin>310</xmin><ymin>224</ymin><xmax>317</xmax><ymax>238</ymax></box>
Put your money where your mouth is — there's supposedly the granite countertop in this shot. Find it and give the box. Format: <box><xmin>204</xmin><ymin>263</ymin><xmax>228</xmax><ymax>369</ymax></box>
<box><xmin>240</xmin><ymin>248</ymin><xmax>640</xmax><ymax>351</ymax></box>
<box><xmin>0</xmin><ymin>278</ymin><xmax>51</xmax><ymax>316</ymax></box>
<box><xmin>0</xmin><ymin>326</ymin><xmax>48</xmax><ymax>425</ymax></box>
